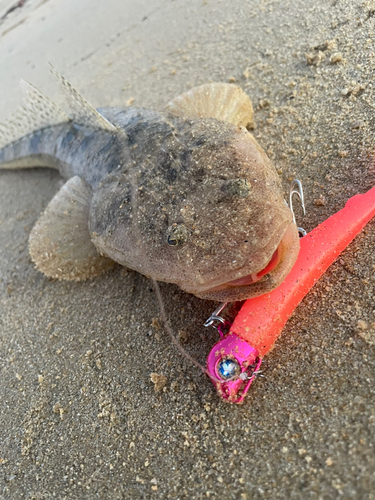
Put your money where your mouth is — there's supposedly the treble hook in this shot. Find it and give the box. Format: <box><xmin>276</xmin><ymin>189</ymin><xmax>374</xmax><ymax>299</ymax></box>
<box><xmin>289</xmin><ymin>179</ymin><xmax>307</xmax><ymax>237</ymax></box>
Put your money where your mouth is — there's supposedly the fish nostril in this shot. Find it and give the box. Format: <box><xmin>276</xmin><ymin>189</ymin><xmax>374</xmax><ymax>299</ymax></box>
<box><xmin>220</xmin><ymin>178</ymin><xmax>251</xmax><ymax>199</ymax></box>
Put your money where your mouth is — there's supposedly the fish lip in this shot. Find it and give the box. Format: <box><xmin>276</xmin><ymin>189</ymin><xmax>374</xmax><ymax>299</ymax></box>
<box><xmin>186</xmin><ymin>221</ymin><xmax>298</xmax><ymax>297</ymax></box>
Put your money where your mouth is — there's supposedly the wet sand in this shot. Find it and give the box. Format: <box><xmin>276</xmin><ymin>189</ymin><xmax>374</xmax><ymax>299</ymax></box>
<box><xmin>0</xmin><ymin>0</ymin><xmax>374</xmax><ymax>498</ymax></box>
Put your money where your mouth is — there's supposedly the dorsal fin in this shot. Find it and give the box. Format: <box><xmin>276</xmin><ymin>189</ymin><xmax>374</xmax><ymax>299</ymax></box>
<box><xmin>0</xmin><ymin>80</ymin><xmax>69</xmax><ymax>149</ymax></box>
<box><xmin>165</xmin><ymin>83</ymin><xmax>255</xmax><ymax>129</ymax></box>
<box><xmin>49</xmin><ymin>65</ymin><xmax>117</xmax><ymax>132</ymax></box>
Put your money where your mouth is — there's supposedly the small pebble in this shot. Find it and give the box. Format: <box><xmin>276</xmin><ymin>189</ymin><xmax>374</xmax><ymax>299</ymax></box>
<box><xmin>150</xmin><ymin>373</ymin><xmax>167</xmax><ymax>392</ymax></box>
<box><xmin>314</xmin><ymin>196</ymin><xmax>326</xmax><ymax>206</ymax></box>
<box><xmin>330</xmin><ymin>53</ymin><xmax>343</xmax><ymax>64</ymax></box>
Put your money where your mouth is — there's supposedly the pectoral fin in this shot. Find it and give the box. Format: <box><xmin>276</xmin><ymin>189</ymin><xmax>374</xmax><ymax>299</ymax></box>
<box><xmin>165</xmin><ymin>83</ymin><xmax>254</xmax><ymax>129</ymax></box>
<box><xmin>29</xmin><ymin>176</ymin><xmax>116</xmax><ymax>281</ymax></box>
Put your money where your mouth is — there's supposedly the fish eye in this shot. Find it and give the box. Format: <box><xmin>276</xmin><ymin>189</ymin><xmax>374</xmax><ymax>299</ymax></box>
<box><xmin>167</xmin><ymin>236</ymin><xmax>178</xmax><ymax>246</ymax></box>
<box><xmin>166</xmin><ymin>223</ymin><xmax>188</xmax><ymax>247</ymax></box>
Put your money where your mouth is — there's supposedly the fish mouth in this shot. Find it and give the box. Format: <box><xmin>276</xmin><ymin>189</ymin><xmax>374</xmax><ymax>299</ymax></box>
<box><xmin>193</xmin><ymin>222</ymin><xmax>300</xmax><ymax>301</ymax></box>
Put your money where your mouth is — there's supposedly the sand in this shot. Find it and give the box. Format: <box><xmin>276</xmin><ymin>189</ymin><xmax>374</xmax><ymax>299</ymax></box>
<box><xmin>0</xmin><ymin>0</ymin><xmax>374</xmax><ymax>498</ymax></box>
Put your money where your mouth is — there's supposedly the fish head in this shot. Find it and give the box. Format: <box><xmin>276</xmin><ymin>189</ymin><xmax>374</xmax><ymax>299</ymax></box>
<box><xmin>90</xmin><ymin>119</ymin><xmax>299</xmax><ymax>301</ymax></box>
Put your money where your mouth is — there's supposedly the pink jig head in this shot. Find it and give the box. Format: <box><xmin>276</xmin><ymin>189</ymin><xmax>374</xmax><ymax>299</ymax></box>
<box><xmin>206</xmin><ymin>318</ymin><xmax>262</xmax><ymax>403</ymax></box>
<box><xmin>205</xmin><ymin>184</ymin><xmax>375</xmax><ymax>404</ymax></box>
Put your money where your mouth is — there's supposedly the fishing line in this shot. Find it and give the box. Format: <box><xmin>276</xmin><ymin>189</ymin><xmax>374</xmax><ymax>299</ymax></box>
<box><xmin>152</xmin><ymin>278</ymin><xmax>220</xmax><ymax>380</ymax></box>
<box><xmin>129</xmin><ymin>163</ymin><xmax>219</xmax><ymax>381</ymax></box>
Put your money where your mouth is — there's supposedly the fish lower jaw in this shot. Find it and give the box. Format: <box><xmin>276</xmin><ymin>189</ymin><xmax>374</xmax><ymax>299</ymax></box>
<box><xmin>221</xmin><ymin>242</ymin><xmax>282</xmax><ymax>288</ymax></box>
<box><xmin>201</xmin><ymin>243</ymin><xmax>281</xmax><ymax>294</ymax></box>
<box><xmin>189</xmin><ymin>222</ymin><xmax>300</xmax><ymax>301</ymax></box>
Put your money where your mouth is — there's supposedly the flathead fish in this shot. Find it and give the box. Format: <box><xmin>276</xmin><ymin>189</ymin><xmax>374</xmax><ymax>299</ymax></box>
<box><xmin>0</xmin><ymin>69</ymin><xmax>299</xmax><ymax>301</ymax></box>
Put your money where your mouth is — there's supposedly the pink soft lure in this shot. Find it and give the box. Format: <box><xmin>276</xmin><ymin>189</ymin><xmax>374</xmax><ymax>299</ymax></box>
<box><xmin>207</xmin><ymin>186</ymin><xmax>375</xmax><ymax>403</ymax></box>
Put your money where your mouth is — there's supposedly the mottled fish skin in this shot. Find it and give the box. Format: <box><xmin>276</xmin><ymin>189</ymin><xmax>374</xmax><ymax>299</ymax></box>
<box><xmin>0</xmin><ymin>120</ymin><xmax>124</xmax><ymax>185</ymax></box>
<box><xmin>0</xmin><ymin>102</ymin><xmax>298</xmax><ymax>301</ymax></box>
<box><xmin>90</xmin><ymin>109</ymin><xmax>297</xmax><ymax>301</ymax></box>
<box><xmin>0</xmin><ymin>107</ymin><xmax>185</xmax><ymax>186</ymax></box>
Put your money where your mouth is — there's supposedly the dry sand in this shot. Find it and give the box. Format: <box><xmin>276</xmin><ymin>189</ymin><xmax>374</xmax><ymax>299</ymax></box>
<box><xmin>0</xmin><ymin>0</ymin><xmax>374</xmax><ymax>498</ymax></box>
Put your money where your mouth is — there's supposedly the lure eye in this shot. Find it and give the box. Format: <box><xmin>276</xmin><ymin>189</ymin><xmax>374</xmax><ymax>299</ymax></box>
<box><xmin>166</xmin><ymin>223</ymin><xmax>188</xmax><ymax>247</ymax></box>
<box><xmin>217</xmin><ymin>357</ymin><xmax>241</xmax><ymax>380</ymax></box>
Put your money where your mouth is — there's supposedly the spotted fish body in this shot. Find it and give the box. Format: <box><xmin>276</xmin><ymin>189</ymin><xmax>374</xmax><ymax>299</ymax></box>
<box><xmin>0</xmin><ymin>73</ymin><xmax>299</xmax><ymax>301</ymax></box>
